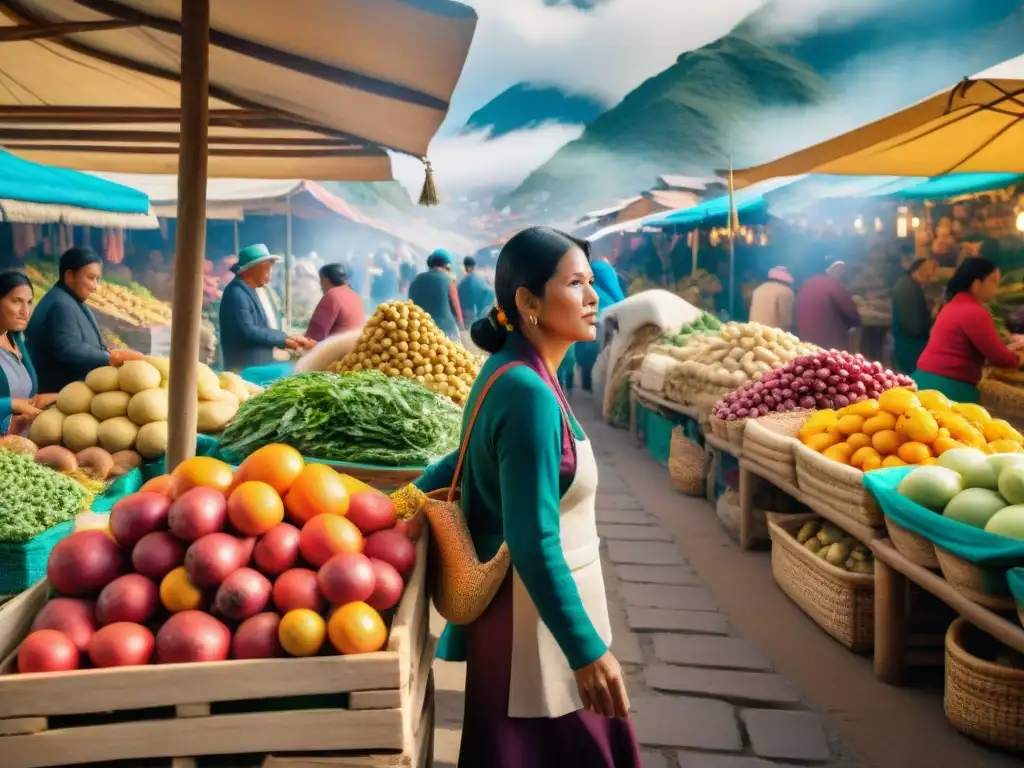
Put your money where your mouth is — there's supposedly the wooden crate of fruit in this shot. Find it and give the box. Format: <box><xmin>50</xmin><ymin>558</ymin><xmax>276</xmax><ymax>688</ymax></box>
<box><xmin>0</xmin><ymin>534</ymin><xmax>431</xmax><ymax>768</ymax></box>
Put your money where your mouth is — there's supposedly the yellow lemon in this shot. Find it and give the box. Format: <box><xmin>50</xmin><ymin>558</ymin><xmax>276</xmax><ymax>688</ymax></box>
<box><xmin>279</xmin><ymin>609</ymin><xmax>327</xmax><ymax>657</ymax></box>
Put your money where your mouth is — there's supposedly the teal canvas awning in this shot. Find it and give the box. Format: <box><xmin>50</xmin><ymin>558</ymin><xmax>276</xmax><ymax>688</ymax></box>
<box><xmin>0</xmin><ymin>149</ymin><xmax>156</xmax><ymax>229</ymax></box>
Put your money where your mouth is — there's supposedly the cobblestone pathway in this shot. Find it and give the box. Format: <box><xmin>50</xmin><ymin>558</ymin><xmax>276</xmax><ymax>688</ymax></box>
<box><xmin>432</xmin><ymin>415</ymin><xmax>843</xmax><ymax>768</ymax></box>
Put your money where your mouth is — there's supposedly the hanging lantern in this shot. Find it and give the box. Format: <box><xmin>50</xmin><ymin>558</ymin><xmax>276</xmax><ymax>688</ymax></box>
<box><xmin>758</xmin><ymin>231</ymin><xmax>768</xmax><ymax>246</ymax></box>
<box><xmin>853</xmin><ymin>215</ymin><xmax>865</xmax><ymax>234</ymax></box>
<box><xmin>874</xmin><ymin>217</ymin><xmax>884</xmax><ymax>232</ymax></box>
<box><xmin>1016</xmin><ymin>210</ymin><xmax>1024</xmax><ymax>233</ymax></box>
<box><xmin>709</xmin><ymin>228</ymin><xmax>720</xmax><ymax>247</ymax></box>
<box><xmin>912</xmin><ymin>216</ymin><xmax>921</xmax><ymax>229</ymax></box>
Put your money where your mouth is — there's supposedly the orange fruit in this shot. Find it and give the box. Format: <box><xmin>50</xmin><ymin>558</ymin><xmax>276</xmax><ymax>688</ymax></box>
<box><xmin>169</xmin><ymin>457</ymin><xmax>234</xmax><ymax>499</ymax></box>
<box><xmin>278</xmin><ymin>609</ymin><xmax>326</xmax><ymax>657</ymax></box>
<box><xmin>862</xmin><ymin>412</ymin><xmax>897</xmax><ymax>436</ymax></box>
<box><xmin>871</xmin><ymin>429</ymin><xmax>903</xmax><ymax>456</ymax></box>
<box><xmin>896</xmin><ymin>441</ymin><xmax>932</xmax><ymax>465</ymax></box>
<box><xmin>861</xmin><ymin>454</ymin><xmax>883</xmax><ymax>471</ymax></box>
<box><xmin>234</xmin><ymin>444</ymin><xmax>305</xmax><ymax>495</ymax></box>
<box><xmin>881</xmin><ymin>455</ymin><xmax>907</xmax><ymax>468</ymax></box>
<box><xmin>836</xmin><ymin>415</ymin><xmax>865</xmax><ymax>436</ymax></box>
<box><xmin>284</xmin><ymin>464</ymin><xmax>350</xmax><ymax>525</ymax></box>
<box><xmin>338</xmin><ymin>473</ymin><xmax>381</xmax><ymax>497</ymax></box>
<box><xmin>160</xmin><ymin>566</ymin><xmax>204</xmax><ymax>612</ymax></box>
<box><xmin>846</xmin><ymin>433</ymin><xmax>872</xmax><ymax>451</ymax></box>
<box><xmin>140</xmin><ymin>474</ymin><xmax>173</xmax><ymax>496</ymax></box>
<box><xmin>298</xmin><ymin>514</ymin><xmax>363</xmax><ymax>567</ymax></box>
<box><xmin>227</xmin><ymin>481</ymin><xmax>285</xmax><ymax>536</ymax></box>
<box><xmin>328</xmin><ymin>601</ymin><xmax>387</xmax><ymax>655</ymax></box>
<box><xmin>850</xmin><ymin>446</ymin><xmax>881</xmax><ymax>469</ymax></box>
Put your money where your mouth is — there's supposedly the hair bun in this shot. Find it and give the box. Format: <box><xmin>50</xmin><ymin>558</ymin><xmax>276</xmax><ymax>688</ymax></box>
<box><xmin>470</xmin><ymin>308</ymin><xmax>507</xmax><ymax>354</ymax></box>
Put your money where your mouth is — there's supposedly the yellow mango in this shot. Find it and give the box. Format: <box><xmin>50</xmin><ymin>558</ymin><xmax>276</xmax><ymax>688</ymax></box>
<box><xmin>851</xmin><ymin>446</ymin><xmax>881</xmax><ymax>469</ymax></box>
<box><xmin>983</xmin><ymin>419</ymin><xmax>1024</xmax><ymax>445</ymax></box>
<box><xmin>953</xmin><ymin>402</ymin><xmax>992</xmax><ymax>428</ymax></box>
<box><xmin>917</xmin><ymin>389</ymin><xmax>952</xmax><ymax>413</ymax></box>
<box><xmin>805</xmin><ymin>428</ymin><xmax>842</xmax><ymax>453</ymax></box>
<box><xmin>836</xmin><ymin>414</ymin><xmax>865</xmax><ymax>436</ymax></box>
<box><xmin>987</xmin><ymin>439</ymin><xmax>1023</xmax><ymax>454</ymax></box>
<box><xmin>898</xmin><ymin>406</ymin><xmax>939</xmax><ymax>443</ymax></box>
<box><xmin>846</xmin><ymin>399</ymin><xmax>881</xmax><ymax>418</ymax></box>
<box><xmin>936</xmin><ymin>412</ymin><xmax>986</xmax><ymax>448</ymax></box>
<box><xmin>920</xmin><ymin>457</ymin><xmax>938</xmax><ymax>465</ymax></box>
<box><xmin>897</xmin><ymin>441</ymin><xmax>932</xmax><ymax>465</ymax></box>
<box><xmin>846</xmin><ymin>433</ymin><xmax>873</xmax><ymax>451</ymax></box>
<box><xmin>862</xmin><ymin>412</ymin><xmax>897</xmax><ymax>436</ymax></box>
<box><xmin>878</xmin><ymin>387</ymin><xmax>921</xmax><ymax>416</ymax></box>
<box><xmin>823</xmin><ymin>442</ymin><xmax>854</xmax><ymax>464</ymax></box>
<box><xmin>861</xmin><ymin>454</ymin><xmax>883</xmax><ymax>471</ymax></box>
<box><xmin>932</xmin><ymin>436</ymin><xmax>964</xmax><ymax>455</ymax></box>
<box><xmin>806</xmin><ymin>409</ymin><xmax>838</xmax><ymax>427</ymax></box>
<box><xmin>937</xmin><ymin>427</ymin><xmax>951</xmax><ymax>439</ymax></box>
<box><xmin>881</xmin><ymin>455</ymin><xmax>908</xmax><ymax>468</ymax></box>
<box><xmin>871</xmin><ymin>429</ymin><xmax>903</xmax><ymax>456</ymax></box>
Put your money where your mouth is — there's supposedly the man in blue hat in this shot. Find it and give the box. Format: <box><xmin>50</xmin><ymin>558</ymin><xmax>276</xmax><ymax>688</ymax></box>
<box><xmin>218</xmin><ymin>243</ymin><xmax>314</xmax><ymax>371</ymax></box>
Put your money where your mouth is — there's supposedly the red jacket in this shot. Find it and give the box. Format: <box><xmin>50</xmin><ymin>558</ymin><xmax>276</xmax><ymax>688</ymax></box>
<box><xmin>305</xmin><ymin>285</ymin><xmax>366</xmax><ymax>342</ymax></box>
<box><xmin>915</xmin><ymin>292</ymin><xmax>1018</xmax><ymax>384</ymax></box>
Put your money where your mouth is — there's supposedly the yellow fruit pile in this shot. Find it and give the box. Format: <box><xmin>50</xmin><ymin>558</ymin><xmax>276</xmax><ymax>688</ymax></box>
<box><xmin>799</xmin><ymin>387</ymin><xmax>1024</xmax><ymax>472</ymax></box>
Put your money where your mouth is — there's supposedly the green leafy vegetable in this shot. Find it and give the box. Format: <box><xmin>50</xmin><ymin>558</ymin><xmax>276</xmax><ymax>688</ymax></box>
<box><xmin>0</xmin><ymin>450</ymin><xmax>88</xmax><ymax>542</ymax></box>
<box><xmin>661</xmin><ymin>312</ymin><xmax>721</xmax><ymax>346</ymax></box>
<box><xmin>218</xmin><ymin>371</ymin><xmax>462</xmax><ymax>467</ymax></box>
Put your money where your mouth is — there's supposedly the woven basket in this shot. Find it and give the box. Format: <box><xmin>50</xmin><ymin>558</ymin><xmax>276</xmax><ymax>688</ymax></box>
<box><xmin>742</xmin><ymin>443</ymin><xmax>798</xmax><ymax>485</ymax></box>
<box><xmin>743</xmin><ymin>411</ymin><xmax>813</xmax><ymax>456</ymax></box>
<box><xmin>980</xmin><ymin>378</ymin><xmax>1024</xmax><ymax>433</ymax></box>
<box><xmin>934</xmin><ymin>548</ymin><xmax>1016</xmax><ymax>611</ymax></box>
<box><xmin>0</xmin><ymin>520</ymin><xmax>75</xmax><ymax>596</ymax></box>
<box><xmin>768</xmin><ymin>513</ymin><xmax>874</xmax><ymax>651</ymax></box>
<box><xmin>794</xmin><ymin>443</ymin><xmax>884</xmax><ymax>527</ymax></box>
<box><xmin>725</xmin><ymin>417</ymin><xmax>747</xmax><ymax>451</ymax></box>
<box><xmin>709</xmin><ymin>415</ymin><xmax>729</xmax><ymax>441</ymax></box>
<box><xmin>944</xmin><ymin>618</ymin><xmax>1024</xmax><ymax>752</ymax></box>
<box><xmin>884</xmin><ymin>516</ymin><xmax>940</xmax><ymax>570</ymax></box>
<box><xmin>668</xmin><ymin>427</ymin><xmax>705</xmax><ymax>496</ymax></box>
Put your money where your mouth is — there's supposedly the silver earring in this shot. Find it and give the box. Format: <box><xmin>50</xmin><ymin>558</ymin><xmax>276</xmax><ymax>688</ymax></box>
<box><xmin>529</xmin><ymin>315</ymin><xmax>538</xmax><ymax>326</ymax></box>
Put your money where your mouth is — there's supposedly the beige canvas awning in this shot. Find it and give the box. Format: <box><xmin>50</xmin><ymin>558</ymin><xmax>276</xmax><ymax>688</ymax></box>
<box><xmin>0</xmin><ymin>0</ymin><xmax>477</xmax><ymax>180</ymax></box>
<box><xmin>733</xmin><ymin>77</ymin><xmax>1024</xmax><ymax>188</ymax></box>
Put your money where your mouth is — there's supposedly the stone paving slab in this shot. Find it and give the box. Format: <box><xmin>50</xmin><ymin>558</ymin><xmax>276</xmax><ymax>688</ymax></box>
<box><xmin>620</xmin><ymin>583</ymin><xmax>719</xmax><ymax>611</ymax></box>
<box><xmin>607</xmin><ymin>540</ymin><xmax>687</xmax><ymax>566</ymax></box>
<box><xmin>627</xmin><ymin>608</ymin><xmax>730</xmax><ymax>635</ymax></box>
<box><xmin>598</xmin><ymin>507</ymin><xmax>656</xmax><ymax>525</ymax></box>
<box><xmin>645</xmin><ymin>665</ymin><xmax>802</xmax><ymax>706</ymax></box>
<box><xmin>599</xmin><ymin>523</ymin><xmax>672</xmax><ymax>541</ymax></box>
<box><xmin>609</xmin><ymin>606</ymin><xmax>645</xmax><ymax>665</ymax></box>
<box><xmin>653</xmin><ymin>635</ymin><xmax>774</xmax><ymax>672</ymax></box>
<box><xmin>631</xmin><ymin>695</ymin><xmax>743</xmax><ymax>752</ymax></box>
<box><xmin>641</xmin><ymin>752</ymin><xmax>671</xmax><ymax>768</ymax></box>
<box><xmin>741</xmin><ymin>709</ymin><xmax>831</xmax><ymax>762</ymax></box>
<box><xmin>675</xmin><ymin>752</ymin><xmax>782</xmax><ymax>768</ymax></box>
<box><xmin>615</xmin><ymin>564</ymin><xmax>701</xmax><ymax>586</ymax></box>
<box><xmin>597</xmin><ymin>493</ymin><xmax>646</xmax><ymax>510</ymax></box>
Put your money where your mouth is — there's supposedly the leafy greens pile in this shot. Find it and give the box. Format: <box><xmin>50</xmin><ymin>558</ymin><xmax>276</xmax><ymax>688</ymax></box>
<box><xmin>0</xmin><ymin>449</ymin><xmax>88</xmax><ymax>542</ymax></box>
<box><xmin>661</xmin><ymin>312</ymin><xmax>721</xmax><ymax>346</ymax></box>
<box><xmin>217</xmin><ymin>371</ymin><xmax>463</xmax><ymax>467</ymax></box>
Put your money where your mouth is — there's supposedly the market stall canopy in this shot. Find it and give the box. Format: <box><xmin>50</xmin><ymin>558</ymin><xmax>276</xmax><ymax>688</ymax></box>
<box><xmin>732</xmin><ymin>75</ymin><xmax>1024</xmax><ymax>186</ymax></box>
<box><xmin>0</xmin><ymin>0</ymin><xmax>477</xmax><ymax>180</ymax></box>
<box><xmin>0</xmin><ymin>148</ymin><xmax>155</xmax><ymax>227</ymax></box>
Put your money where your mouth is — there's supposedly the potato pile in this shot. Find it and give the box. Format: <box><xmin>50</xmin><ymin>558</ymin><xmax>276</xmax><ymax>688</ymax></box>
<box><xmin>329</xmin><ymin>300</ymin><xmax>481</xmax><ymax>406</ymax></box>
<box><xmin>28</xmin><ymin>358</ymin><xmax>261</xmax><ymax>469</ymax></box>
<box><xmin>795</xmin><ymin>519</ymin><xmax>874</xmax><ymax>574</ymax></box>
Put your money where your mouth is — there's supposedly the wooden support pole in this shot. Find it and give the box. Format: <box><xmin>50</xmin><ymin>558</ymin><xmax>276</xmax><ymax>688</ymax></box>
<box><xmin>165</xmin><ymin>0</ymin><xmax>210</xmax><ymax>472</ymax></box>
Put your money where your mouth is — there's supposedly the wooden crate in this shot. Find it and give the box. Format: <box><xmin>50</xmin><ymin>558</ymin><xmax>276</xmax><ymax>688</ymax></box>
<box><xmin>0</xmin><ymin>535</ymin><xmax>432</xmax><ymax>768</ymax></box>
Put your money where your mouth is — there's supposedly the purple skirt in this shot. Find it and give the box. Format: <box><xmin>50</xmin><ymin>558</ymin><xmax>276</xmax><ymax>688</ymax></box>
<box><xmin>457</xmin><ymin>575</ymin><xmax>642</xmax><ymax>768</ymax></box>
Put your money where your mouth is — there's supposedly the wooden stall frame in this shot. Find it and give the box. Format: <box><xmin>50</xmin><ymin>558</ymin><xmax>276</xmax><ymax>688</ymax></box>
<box><xmin>871</xmin><ymin>538</ymin><xmax>1024</xmax><ymax>685</ymax></box>
<box><xmin>0</xmin><ymin>535</ymin><xmax>432</xmax><ymax>768</ymax></box>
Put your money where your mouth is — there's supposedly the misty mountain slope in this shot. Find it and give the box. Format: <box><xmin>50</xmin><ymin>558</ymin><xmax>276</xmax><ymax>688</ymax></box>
<box><xmin>463</xmin><ymin>83</ymin><xmax>606</xmax><ymax>138</ymax></box>
<box><xmin>505</xmin><ymin>33</ymin><xmax>829</xmax><ymax>215</ymax></box>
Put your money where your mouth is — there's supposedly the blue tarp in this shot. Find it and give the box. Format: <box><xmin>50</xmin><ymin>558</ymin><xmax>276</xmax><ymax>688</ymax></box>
<box><xmin>649</xmin><ymin>192</ymin><xmax>770</xmax><ymax>229</ymax></box>
<box><xmin>0</xmin><ymin>150</ymin><xmax>149</xmax><ymax>213</ymax></box>
<box><xmin>880</xmin><ymin>173</ymin><xmax>1024</xmax><ymax>200</ymax></box>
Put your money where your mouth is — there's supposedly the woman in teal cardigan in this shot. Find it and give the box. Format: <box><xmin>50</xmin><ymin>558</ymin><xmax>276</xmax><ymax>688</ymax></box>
<box><xmin>408</xmin><ymin>227</ymin><xmax>639</xmax><ymax>767</ymax></box>
<box><xmin>0</xmin><ymin>271</ymin><xmax>55</xmax><ymax>434</ymax></box>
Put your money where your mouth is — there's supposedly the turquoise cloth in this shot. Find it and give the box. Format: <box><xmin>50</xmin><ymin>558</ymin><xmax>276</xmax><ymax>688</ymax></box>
<box><xmin>0</xmin><ymin>149</ymin><xmax>149</xmax><ymax>213</ymax></box>
<box><xmin>414</xmin><ymin>334</ymin><xmax>607</xmax><ymax>670</ymax></box>
<box><xmin>239</xmin><ymin>361</ymin><xmax>295</xmax><ymax>388</ymax></box>
<box><xmin>864</xmin><ymin>466</ymin><xmax>1024</xmax><ymax>566</ymax></box>
<box><xmin>910</xmin><ymin>370</ymin><xmax>981</xmax><ymax>404</ymax></box>
<box><xmin>1009</xmin><ymin>567</ymin><xmax>1024</xmax><ymax>608</ymax></box>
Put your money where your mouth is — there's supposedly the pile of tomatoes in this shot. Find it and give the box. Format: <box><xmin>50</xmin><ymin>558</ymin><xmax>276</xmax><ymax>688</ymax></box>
<box><xmin>17</xmin><ymin>445</ymin><xmax>418</xmax><ymax>673</ymax></box>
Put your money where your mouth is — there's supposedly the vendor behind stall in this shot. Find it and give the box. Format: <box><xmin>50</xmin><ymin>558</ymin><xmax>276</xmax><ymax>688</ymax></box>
<box><xmin>913</xmin><ymin>257</ymin><xmax>1024</xmax><ymax>403</ymax></box>
<box><xmin>749</xmin><ymin>266</ymin><xmax>795</xmax><ymax>331</ymax></box>
<box><xmin>26</xmin><ymin>247</ymin><xmax>144</xmax><ymax>393</ymax></box>
<box><xmin>219</xmin><ymin>243</ymin><xmax>314</xmax><ymax>372</ymax></box>
<box><xmin>305</xmin><ymin>263</ymin><xmax>366</xmax><ymax>342</ymax></box>
<box><xmin>796</xmin><ymin>261</ymin><xmax>861</xmax><ymax>350</ymax></box>
<box><xmin>0</xmin><ymin>270</ymin><xmax>57</xmax><ymax>434</ymax></box>
<box><xmin>891</xmin><ymin>256</ymin><xmax>938</xmax><ymax>374</ymax></box>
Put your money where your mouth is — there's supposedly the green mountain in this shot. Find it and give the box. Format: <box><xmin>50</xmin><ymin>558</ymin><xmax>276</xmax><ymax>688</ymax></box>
<box><xmin>503</xmin><ymin>33</ymin><xmax>830</xmax><ymax>217</ymax></box>
<box><xmin>464</xmin><ymin>83</ymin><xmax>605</xmax><ymax>138</ymax></box>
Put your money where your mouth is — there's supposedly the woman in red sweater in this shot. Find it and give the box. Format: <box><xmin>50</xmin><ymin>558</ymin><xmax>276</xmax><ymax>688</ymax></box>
<box><xmin>914</xmin><ymin>258</ymin><xmax>1024</xmax><ymax>403</ymax></box>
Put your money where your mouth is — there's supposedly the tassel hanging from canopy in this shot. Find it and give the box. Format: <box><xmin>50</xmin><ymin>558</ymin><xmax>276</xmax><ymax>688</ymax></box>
<box><xmin>418</xmin><ymin>158</ymin><xmax>439</xmax><ymax>207</ymax></box>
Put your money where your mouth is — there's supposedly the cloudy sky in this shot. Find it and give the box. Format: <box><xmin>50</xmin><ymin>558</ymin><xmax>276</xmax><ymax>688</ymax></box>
<box><xmin>390</xmin><ymin>0</ymin><xmax>924</xmax><ymax>196</ymax></box>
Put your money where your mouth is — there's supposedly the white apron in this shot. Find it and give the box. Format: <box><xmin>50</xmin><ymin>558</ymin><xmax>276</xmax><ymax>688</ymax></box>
<box><xmin>507</xmin><ymin>437</ymin><xmax>613</xmax><ymax>719</ymax></box>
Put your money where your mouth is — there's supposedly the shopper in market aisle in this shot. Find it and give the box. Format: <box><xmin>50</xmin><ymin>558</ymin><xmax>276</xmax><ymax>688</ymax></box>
<box><xmin>0</xmin><ymin>270</ymin><xmax>57</xmax><ymax>435</ymax></box>
<box><xmin>572</xmin><ymin>258</ymin><xmax>625</xmax><ymax>393</ymax></box>
<box><xmin>457</xmin><ymin>256</ymin><xmax>494</xmax><ymax>328</ymax></box>
<box><xmin>749</xmin><ymin>266</ymin><xmax>796</xmax><ymax>331</ymax></box>
<box><xmin>408</xmin><ymin>249</ymin><xmax>465</xmax><ymax>342</ymax></box>
<box><xmin>913</xmin><ymin>257</ymin><xmax>1024</xmax><ymax>403</ymax></box>
<box><xmin>304</xmin><ymin>263</ymin><xmax>367</xmax><ymax>342</ymax></box>
<box><xmin>796</xmin><ymin>260</ymin><xmax>861</xmax><ymax>350</ymax></box>
<box><xmin>218</xmin><ymin>243</ymin><xmax>314</xmax><ymax>372</ymax></box>
<box><xmin>403</xmin><ymin>227</ymin><xmax>640</xmax><ymax>768</ymax></box>
<box><xmin>25</xmin><ymin>247</ymin><xmax>144</xmax><ymax>393</ymax></box>
<box><xmin>891</xmin><ymin>256</ymin><xmax>939</xmax><ymax>374</ymax></box>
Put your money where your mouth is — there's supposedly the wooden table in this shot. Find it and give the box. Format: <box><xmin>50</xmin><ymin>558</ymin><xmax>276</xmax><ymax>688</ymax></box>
<box><xmin>871</xmin><ymin>538</ymin><xmax>1024</xmax><ymax>684</ymax></box>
